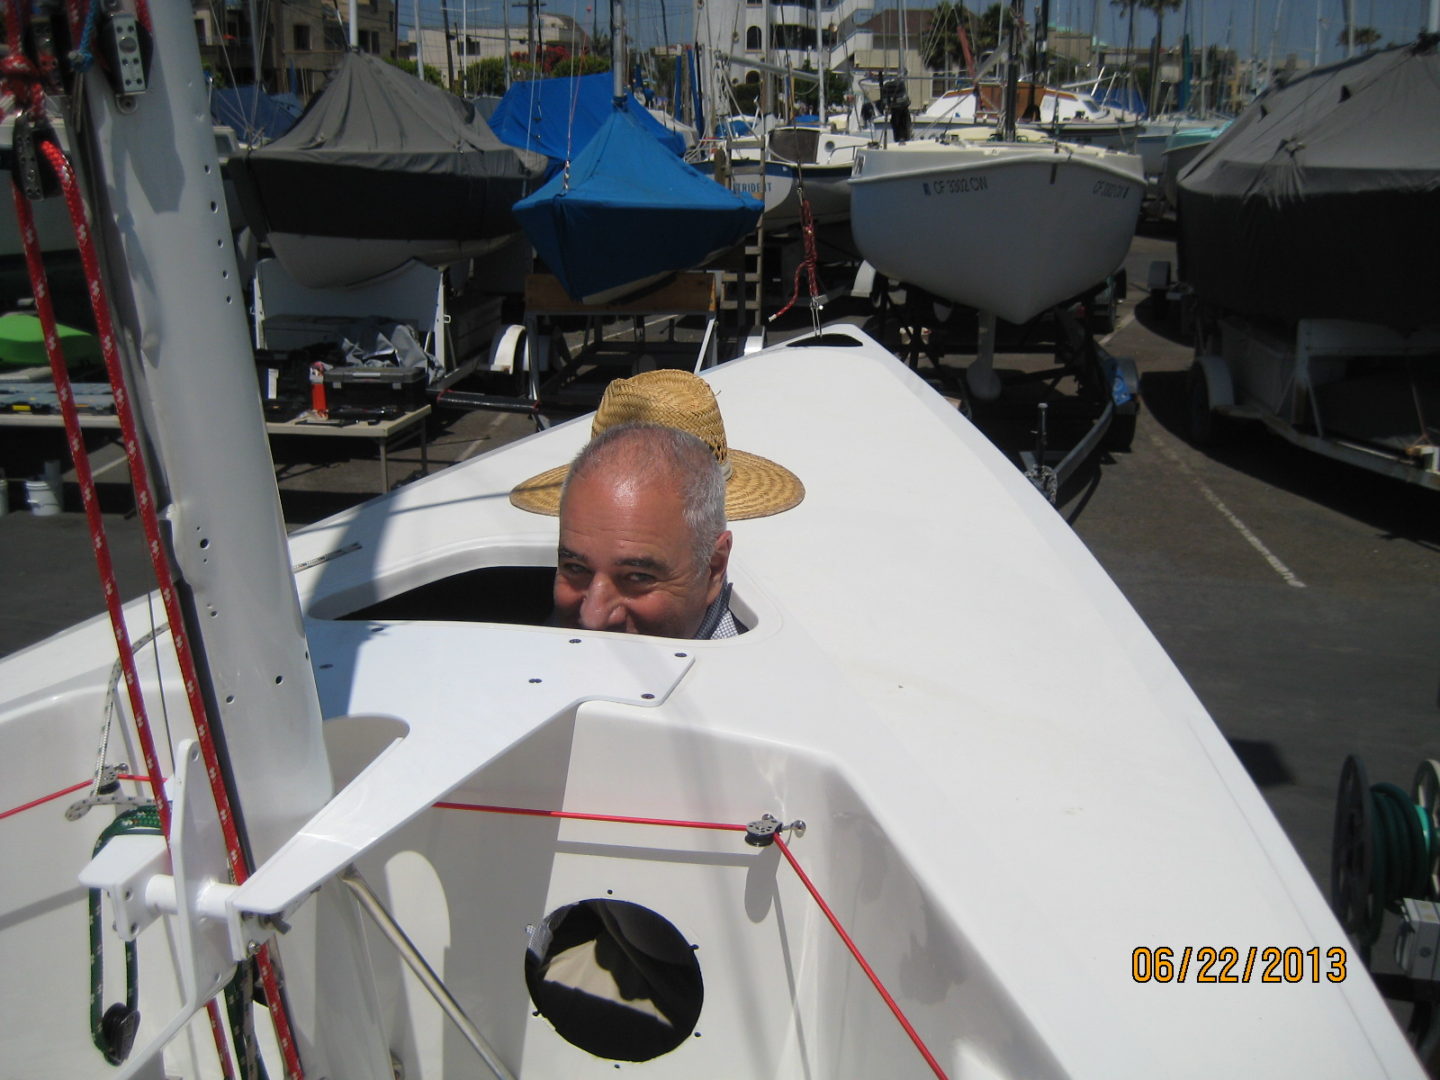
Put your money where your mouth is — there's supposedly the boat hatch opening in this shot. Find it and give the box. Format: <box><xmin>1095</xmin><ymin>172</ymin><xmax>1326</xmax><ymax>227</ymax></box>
<box><xmin>339</xmin><ymin>565</ymin><xmax>555</xmax><ymax>625</ymax></box>
<box><xmin>333</xmin><ymin>565</ymin><xmax>759</xmax><ymax>633</ymax></box>
<box><xmin>525</xmin><ymin>898</ymin><xmax>704</xmax><ymax>1061</ymax></box>
<box><xmin>785</xmin><ymin>332</ymin><xmax>867</xmax><ymax>349</ymax></box>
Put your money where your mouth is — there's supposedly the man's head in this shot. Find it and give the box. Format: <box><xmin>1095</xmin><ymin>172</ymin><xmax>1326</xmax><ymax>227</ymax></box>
<box><xmin>553</xmin><ymin>424</ymin><xmax>733</xmax><ymax>637</ymax></box>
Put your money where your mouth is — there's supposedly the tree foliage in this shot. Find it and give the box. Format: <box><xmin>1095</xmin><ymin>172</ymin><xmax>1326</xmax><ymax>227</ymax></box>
<box><xmin>386</xmin><ymin>56</ymin><xmax>445</xmax><ymax>87</ymax></box>
<box><xmin>921</xmin><ymin>2</ymin><xmax>1002</xmax><ymax>73</ymax></box>
<box><xmin>790</xmin><ymin>62</ymin><xmax>853</xmax><ymax>115</ymax></box>
<box><xmin>466</xmin><ymin>58</ymin><xmax>508</xmax><ymax>95</ymax></box>
<box><xmin>1337</xmin><ymin>25</ymin><xmax>1382</xmax><ymax>48</ymax></box>
<box><xmin>506</xmin><ymin>45</ymin><xmax>610</xmax><ymax>82</ymax></box>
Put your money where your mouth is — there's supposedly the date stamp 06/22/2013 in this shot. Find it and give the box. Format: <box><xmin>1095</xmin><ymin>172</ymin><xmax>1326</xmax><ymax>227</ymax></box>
<box><xmin>1132</xmin><ymin>945</ymin><xmax>1349</xmax><ymax>984</ymax></box>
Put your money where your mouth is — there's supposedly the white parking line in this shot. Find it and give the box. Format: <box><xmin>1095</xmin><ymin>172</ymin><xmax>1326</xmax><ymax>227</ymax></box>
<box><xmin>1149</xmin><ymin>432</ymin><xmax>1307</xmax><ymax>589</ymax></box>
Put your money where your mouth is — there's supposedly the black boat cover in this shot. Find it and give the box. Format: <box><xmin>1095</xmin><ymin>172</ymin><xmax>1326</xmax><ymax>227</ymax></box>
<box><xmin>230</xmin><ymin>53</ymin><xmax>546</xmax><ymax>243</ymax></box>
<box><xmin>1177</xmin><ymin>37</ymin><xmax>1440</xmax><ymax>328</ymax></box>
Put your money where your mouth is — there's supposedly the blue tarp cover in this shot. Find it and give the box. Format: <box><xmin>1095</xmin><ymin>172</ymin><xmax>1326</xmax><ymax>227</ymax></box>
<box><xmin>489</xmin><ymin>74</ymin><xmax>686</xmax><ymax>166</ymax></box>
<box><xmin>1094</xmin><ymin>84</ymin><xmax>1148</xmax><ymax>118</ymax></box>
<box><xmin>513</xmin><ymin>100</ymin><xmax>761</xmax><ymax>302</ymax></box>
<box><xmin>209</xmin><ymin>86</ymin><xmax>303</xmax><ymax>144</ymax></box>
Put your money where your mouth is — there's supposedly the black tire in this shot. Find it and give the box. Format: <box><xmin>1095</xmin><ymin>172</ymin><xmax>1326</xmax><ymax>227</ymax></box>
<box><xmin>1104</xmin><ymin>408</ymin><xmax>1137</xmax><ymax>451</ymax></box>
<box><xmin>1092</xmin><ymin>289</ymin><xmax>1118</xmax><ymax>335</ymax></box>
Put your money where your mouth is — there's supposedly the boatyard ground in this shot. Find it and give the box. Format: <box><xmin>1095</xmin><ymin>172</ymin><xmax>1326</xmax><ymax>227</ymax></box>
<box><xmin>2</xmin><ymin>223</ymin><xmax>1438</xmax><ymax>1014</ymax></box>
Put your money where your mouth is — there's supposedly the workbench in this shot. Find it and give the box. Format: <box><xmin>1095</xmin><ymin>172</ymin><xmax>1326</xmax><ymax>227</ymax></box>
<box><xmin>0</xmin><ymin>405</ymin><xmax>431</xmax><ymax>492</ymax></box>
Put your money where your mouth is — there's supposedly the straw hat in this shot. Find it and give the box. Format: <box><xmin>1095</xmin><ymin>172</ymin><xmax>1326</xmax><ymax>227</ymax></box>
<box><xmin>509</xmin><ymin>369</ymin><xmax>804</xmax><ymax>519</ymax></box>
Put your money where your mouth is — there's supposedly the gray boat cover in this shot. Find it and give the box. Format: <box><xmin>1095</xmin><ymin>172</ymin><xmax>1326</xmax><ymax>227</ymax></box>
<box><xmin>230</xmin><ymin>52</ymin><xmax>546</xmax><ymax>242</ymax></box>
<box><xmin>1177</xmin><ymin>37</ymin><xmax>1440</xmax><ymax>328</ymax></box>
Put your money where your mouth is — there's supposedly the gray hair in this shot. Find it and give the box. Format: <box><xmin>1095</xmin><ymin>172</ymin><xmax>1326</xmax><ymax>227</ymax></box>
<box><xmin>563</xmin><ymin>423</ymin><xmax>727</xmax><ymax>576</ymax></box>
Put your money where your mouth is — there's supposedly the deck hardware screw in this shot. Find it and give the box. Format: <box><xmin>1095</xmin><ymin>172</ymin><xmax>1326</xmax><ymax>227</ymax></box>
<box><xmin>674</xmin><ymin>652</ymin><xmax>687</xmax><ymax>658</ymax></box>
<box><xmin>641</xmin><ymin>693</ymin><xmax>655</xmax><ymax>700</ymax></box>
<box><xmin>529</xmin><ymin>677</ymin><xmax>542</xmax><ymax>684</ymax></box>
<box><xmin>569</xmin><ymin>638</ymin><xmax>581</xmax><ymax>644</ymax></box>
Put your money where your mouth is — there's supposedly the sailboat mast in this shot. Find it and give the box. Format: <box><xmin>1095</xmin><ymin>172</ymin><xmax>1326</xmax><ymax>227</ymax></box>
<box><xmin>612</xmin><ymin>0</ymin><xmax>627</xmax><ymax>102</ymax></box>
<box><xmin>71</xmin><ymin>0</ymin><xmax>391</xmax><ymax>1072</ymax></box>
<box><xmin>816</xmin><ymin>0</ymin><xmax>826</xmax><ymax>126</ymax></box>
<box><xmin>1002</xmin><ymin>0</ymin><xmax>1019</xmax><ymax>140</ymax></box>
<box><xmin>249</xmin><ymin>0</ymin><xmax>263</xmax><ymax>86</ymax></box>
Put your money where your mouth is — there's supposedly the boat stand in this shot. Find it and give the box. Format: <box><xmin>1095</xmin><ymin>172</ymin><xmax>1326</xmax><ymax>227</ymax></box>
<box><xmin>869</xmin><ymin>277</ymin><xmax>1139</xmax><ymax>504</ymax></box>
<box><xmin>433</xmin><ymin>271</ymin><xmax>724</xmax><ymax>429</ymax></box>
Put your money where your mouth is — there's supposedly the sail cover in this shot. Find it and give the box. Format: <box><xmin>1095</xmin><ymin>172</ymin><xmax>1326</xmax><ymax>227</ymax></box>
<box><xmin>489</xmin><ymin>74</ymin><xmax>687</xmax><ymax>168</ymax></box>
<box><xmin>513</xmin><ymin>100</ymin><xmax>761</xmax><ymax>303</ymax></box>
<box><xmin>230</xmin><ymin>53</ymin><xmax>546</xmax><ymax>244</ymax></box>
<box><xmin>208</xmin><ymin>86</ymin><xmax>302</xmax><ymax>145</ymax></box>
<box><xmin>1177</xmin><ymin>38</ymin><xmax>1440</xmax><ymax>328</ymax></box>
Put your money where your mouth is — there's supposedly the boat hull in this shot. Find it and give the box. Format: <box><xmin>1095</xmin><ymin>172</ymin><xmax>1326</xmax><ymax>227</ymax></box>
<box><xmin>849</xmin><ymin>141</ymin><xmax>1143</xmax><ymax>323</ymax></box>
<box><xmin>1</xmin><ymin>328</ymin><xmax>1423</xmax><ymax>1078</ymax></box>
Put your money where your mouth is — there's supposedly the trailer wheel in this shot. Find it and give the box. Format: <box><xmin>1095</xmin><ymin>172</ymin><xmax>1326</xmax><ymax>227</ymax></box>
<box><xmin>1091</xmin><ymin>286</ymin><xmax>1118</xmax><ymax>335</ymax></box>
<box><xmin>1186</xmin><ymin>360</ymin><xmax>1225</xmax><ymax>446</ymax></box>
<box><xmin>1104</xmin><ymin>408</ymin><xmax>1137</xmax><ymax>451</ymax></box>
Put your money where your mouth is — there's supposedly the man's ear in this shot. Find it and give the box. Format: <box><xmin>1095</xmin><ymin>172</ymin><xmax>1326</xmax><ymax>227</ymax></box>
<box><xmin>704</xmin><ymin>530</ymin><xmax>733</xmax><ymax>603</ymax></box>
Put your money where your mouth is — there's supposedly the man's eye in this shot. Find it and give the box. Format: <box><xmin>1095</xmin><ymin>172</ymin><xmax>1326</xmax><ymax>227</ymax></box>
<box><xmin>561</xmin><ymin>563</ymin><xmax>590</xmax><ymax>577</ymax></box>
<box><xmin>625</xmin><ymin>572</ymin><xmax>656</xmax><ymax>585</ymax></box>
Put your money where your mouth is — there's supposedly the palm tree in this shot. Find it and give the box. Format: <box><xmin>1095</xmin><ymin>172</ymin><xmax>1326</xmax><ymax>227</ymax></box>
<box><xmin>921</xmin><ymin>3</ymin><xmax>1002</xmax><ymax>75</ymax></box>
<box><xmin>921</xmin><ymin>2</ymin><xmax>967</xmax><ymax>73</ymax></box>
<box><xmin>1111</xmin><ymin>0</ymin><xmax>1181</xmax><ymax>112</ymax></box>
<box><xmin>1338</xmin><ymin>25</ymin><xmax>1383</xmax><ymax>51</ymax></box>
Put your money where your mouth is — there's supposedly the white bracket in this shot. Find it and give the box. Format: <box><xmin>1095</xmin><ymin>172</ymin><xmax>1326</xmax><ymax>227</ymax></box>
<box><xmin>231</xmin><ymin>625</ymin><xmax>694</xmax><ymax>919</ymax></box>
<box><xmin>78</xmin><ymin>739</ymin><xmax>248</xmax><ymax>1080</ymax></box>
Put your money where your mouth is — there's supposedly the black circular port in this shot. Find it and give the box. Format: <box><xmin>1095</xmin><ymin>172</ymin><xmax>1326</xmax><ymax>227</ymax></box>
<box><xmin>525</xmin><ymin>898</ymin><xmax>702</xmax><ymax>1061</ymax></box>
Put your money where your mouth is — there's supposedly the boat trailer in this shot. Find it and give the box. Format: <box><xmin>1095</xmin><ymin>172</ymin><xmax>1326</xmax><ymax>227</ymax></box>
<box><xmin>865</xmin><ymin>267</ymin><xmax>1139</xmax><ymax>503</ymax></box>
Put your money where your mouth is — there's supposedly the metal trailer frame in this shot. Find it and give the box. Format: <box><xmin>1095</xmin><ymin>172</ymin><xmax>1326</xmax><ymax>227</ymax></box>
<box><xmin>864</xmin><ymin>267</ymin><xmax>1140</xmax><ymax>505</ymax></box>
<box><xmin>1188</xmin><ymin>314</ymin><xmax>1440</xmax><ymax>491</ymax></box>
<box><xmin>433</xmin><ymin>271</ymin><xmax>724</xmax><ymax>427</ymax></box>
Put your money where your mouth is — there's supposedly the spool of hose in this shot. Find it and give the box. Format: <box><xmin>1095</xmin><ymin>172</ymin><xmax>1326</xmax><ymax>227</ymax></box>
<box><xmin>1330</xmin><ymin>756</ymin><xmax>1439</xmax><ymax>958</ymax></box>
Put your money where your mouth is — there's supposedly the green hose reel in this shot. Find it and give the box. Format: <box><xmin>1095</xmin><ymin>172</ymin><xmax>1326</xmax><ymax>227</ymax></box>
<box><xmin>1330</xmin><ymin>756</ymin><xmax>1440</xmax><ymax>958</ymax></box>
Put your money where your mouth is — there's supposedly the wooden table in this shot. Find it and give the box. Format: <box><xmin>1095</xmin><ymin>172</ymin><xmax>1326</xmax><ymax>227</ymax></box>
<box><xmin>0</xmin><ymin>405</ymin><xmax>431</xmax><ymax>492</ymax></box>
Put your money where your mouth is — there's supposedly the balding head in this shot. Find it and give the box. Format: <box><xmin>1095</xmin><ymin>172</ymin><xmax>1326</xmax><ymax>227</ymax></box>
<box><xmin>553</xmin><ymin>425</ymin><xmax>733</xmax><ymax>637</ymax></box>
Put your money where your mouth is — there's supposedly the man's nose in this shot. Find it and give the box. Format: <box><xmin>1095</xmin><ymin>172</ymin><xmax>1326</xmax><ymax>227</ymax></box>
<box><xmin>578</xmin><ymin>577</ymin><xmax>625</xmax><ymax>630</ymax></box>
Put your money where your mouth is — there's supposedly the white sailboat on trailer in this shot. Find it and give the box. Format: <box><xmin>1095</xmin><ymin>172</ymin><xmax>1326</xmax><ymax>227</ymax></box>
<box><xmin>0</xmin><ymin>3</ymin><xmax>1428</xmax><ymax>1080</ymax></box>
<box><xmin>848</xmin><ymin>0</ymin><xmax>1143</xmax><ymax>331</ymax></box>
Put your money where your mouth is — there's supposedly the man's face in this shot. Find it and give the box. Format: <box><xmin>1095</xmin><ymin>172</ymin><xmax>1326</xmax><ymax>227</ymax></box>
<box><xmin>554</xmin><ymin>470</ymin><xmax>731</xmax><ymax>638</ymax></box>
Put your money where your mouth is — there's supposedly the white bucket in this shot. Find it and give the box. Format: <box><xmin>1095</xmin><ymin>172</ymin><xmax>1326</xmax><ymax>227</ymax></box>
<box><xmin>25</xmin><ymin>476</ymin><xmax>61</xmax><ymax>516</ymax></box>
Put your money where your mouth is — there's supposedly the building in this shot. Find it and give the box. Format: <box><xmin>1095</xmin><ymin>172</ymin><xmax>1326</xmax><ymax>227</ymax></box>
<box><xmin>194</xmin><ymin>0</ymin><xmax>398</xmax><ymax>101</ymax></box>
<box><xmin>406</xmin><ymin>11</ymin><xmax>592</xmax><ymax>83</ymax></box>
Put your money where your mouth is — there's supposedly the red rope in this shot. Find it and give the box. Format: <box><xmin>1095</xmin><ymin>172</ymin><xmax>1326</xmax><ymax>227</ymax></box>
<box><xmin>37</xmin><ymin>135</ymin><xmax>309</xmax><ymax>1080</ymax></box>
<box><xmin>769</xmin><ymin>186</ymin><xmax>823</xmax><ymax>324</ymax></box>
<box><xmin>437</xmin><ymin>801</ymin><xmax>949</xmax><ymax>1078</ymax></box>
<box><xmin>7</xmin><ymin>73</ymin><xmax>307</xmax><ymax>1080</ymax></box>
<box><xmin>433</xmin><ymin>802</ymin><xmax>748</xmax><ymax>834</ymax></box>
<box><xmin>206</xmin><ymin>998</ymin><xmax>238</xmax><ymax>1080</ymax></box>
<box><xmin>774</xmin><ymin>834</ymin><xmax>950</xmax><ymax>1079</ymax></box>
<box><xmin>12</xmin><ymin>167</ymin><xmax>173</xmax><ymax>832</ymax></box>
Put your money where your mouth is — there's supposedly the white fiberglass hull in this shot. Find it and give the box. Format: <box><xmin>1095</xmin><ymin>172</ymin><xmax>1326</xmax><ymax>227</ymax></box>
<box><xmin>0</xmin><ymin>328</ymin><xmax>1423</xmax><ymax>1079</ymax></box>
<box><xmin>849</xmin><ymin>140</ymin><xmax>1143</xmax><ymax>324</ymax></box>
